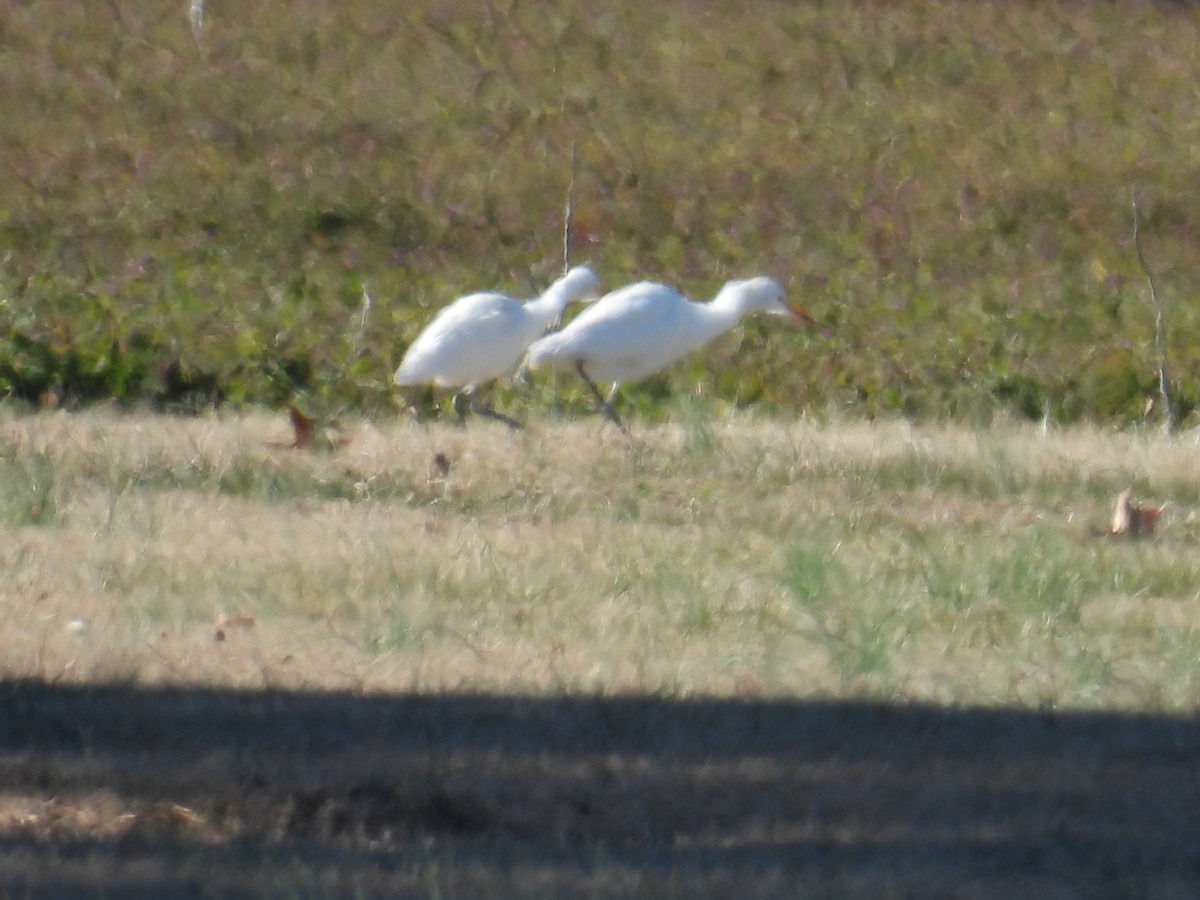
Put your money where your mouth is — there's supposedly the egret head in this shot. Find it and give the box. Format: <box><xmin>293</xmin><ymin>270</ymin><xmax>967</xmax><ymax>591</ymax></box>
<box><xmin>559</xmin><ymin>265</ymin><xmax>603</xmax><ymax>304</ymax></box>
<box><xmin>721</xmin><ymin>276</ymin><xmax>819</xmax><ymax>326</ymax></box>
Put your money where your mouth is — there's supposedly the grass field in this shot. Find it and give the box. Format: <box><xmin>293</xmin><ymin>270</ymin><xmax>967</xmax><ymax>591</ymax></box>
<box><xmin>1</xmin><ymin>409</ymin><xmax>1199</xmax><ymax>896</ymax></box>
<box><xmin>2</xmin><ymin>407</ymin><xmax>1200</xmax><ymax>708</ymax></box>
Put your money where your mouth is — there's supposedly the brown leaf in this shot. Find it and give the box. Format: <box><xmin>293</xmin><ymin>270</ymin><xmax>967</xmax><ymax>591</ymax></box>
<box><xmin>432</xmin><ymin>451</ymin><xmax>451</xmax><ymax>477</ymax></box>
<box><xmin>1110</xmin><ymin>488</ymin><xmax>1162</xmax><ymax>538</ymax></box>
<box><xmin>267</xmin><ymin>406</ymin><xmax>351</xmax><ymax>452</ymax></box>
<box><xmin>213</xmin><ymin>612</ymin><xmax>257</xmax><ymax>641</ymax></box>
<box><xmin>289</xmin><ymin>405</ymin><xmax>316</xmax><ymax>449</ymax></box>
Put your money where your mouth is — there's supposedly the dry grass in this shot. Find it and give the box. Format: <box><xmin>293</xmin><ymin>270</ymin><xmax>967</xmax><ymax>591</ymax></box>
<box><xmin>3</xmin><ymin>409</ymin><xmax>1200</xmax><ymax>897</ymax></box>
<box><xmin>3</xmin><ymin>407</ymin><xmax>1200</xmax><ymax>705</ymax></box>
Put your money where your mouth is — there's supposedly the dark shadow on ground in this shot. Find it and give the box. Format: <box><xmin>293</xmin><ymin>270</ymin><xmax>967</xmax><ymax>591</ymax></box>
<box><xmin>1</xmin><ymin>680</ymin><xmax>1198</xmax><ymax>898</ymax></box>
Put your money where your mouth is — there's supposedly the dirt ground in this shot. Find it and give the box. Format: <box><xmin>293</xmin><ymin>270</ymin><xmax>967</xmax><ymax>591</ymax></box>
<box><xmin>1</xmin><ymin>679</ymin><xmax>1198</xmax><ymax>899</ymax></box>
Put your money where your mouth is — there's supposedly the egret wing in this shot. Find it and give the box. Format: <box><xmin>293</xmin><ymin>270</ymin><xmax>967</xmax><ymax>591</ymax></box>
<box><xmin>535</xmin><ymin>282</ymin><xmax>679</xmax><ymax>352</ymax></box>
<box><xmin>531</xmin><ymin>282</ymin><xmax>691</xmax><ymax>382</ymax></box>
<box><xmin>396</xmin><ymin>292</ymin><xmax>527</xmax><ymax>387</ymax></box>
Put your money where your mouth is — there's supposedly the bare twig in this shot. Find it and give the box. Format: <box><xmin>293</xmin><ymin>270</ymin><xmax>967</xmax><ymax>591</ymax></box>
<box><xmin>188</xmin><ymin>0</ymin><xmax>205</xmax><ymax>47</ymax></box>
<box><xmin>547</xmin><ymin>140</ymin><xmax>582</xmax><ymax>417</ymax></box>
<box><xmin>1132</xmin><ymin>191</ymin><xmax>1175</xmax><ymax>434</ymax></box>
<box><xmin>563</xmin><ymin>138</ymin><xmax>578</xmax><ymax>273</ymax></box>
<box><xmin>352</xmin><ymin>284</ymin><xmax>373</xmax><ymax>357</ymax></box>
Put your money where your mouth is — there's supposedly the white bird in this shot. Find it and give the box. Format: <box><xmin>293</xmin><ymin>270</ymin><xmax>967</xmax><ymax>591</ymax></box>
<box><xmin>524</xmin><ymin>276</ymin><xmax>818</xmax><ymax>428</ymax></box>
<box><xmin>394</xmin><ymin>265</ymin><xmax>602</xmax><ymax>428</ymax></box>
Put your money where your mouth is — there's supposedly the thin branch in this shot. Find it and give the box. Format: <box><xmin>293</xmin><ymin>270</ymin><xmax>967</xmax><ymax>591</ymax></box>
<box><xmin>352</xmin><ymin>283</ymin><xmax>373</xmax><ymax>357</ymax></box>
<box><xmin>563</xmin><ymin>138</ymin><xmax>578</xmax><ymax>273</ymax></box>
<box><xmin>1132</xmin><ymin>190</ymin><xmax>1175</xmax><ymax>434</ymax></box>
<box><xmin>188</xmin><ymin>0</ymin><xmax>205</xmax><ymax>47</ymax></box>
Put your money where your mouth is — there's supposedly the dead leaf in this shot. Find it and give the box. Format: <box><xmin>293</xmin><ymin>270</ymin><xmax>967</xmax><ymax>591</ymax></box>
<box><xmin>267</xmin><ymin>406</ymin><xmax>351</xmax><ymax>452</ymax></box>
<box><xmin>432</xmin><ymin>452</ymin><xmax>451</xmax><ymax>477</ymax></box>
<box><xmin>1110</xmin><ymin>488</ymin><xmax>1162</xmax><ymax>538</ymax></box>
<box><xmin>289</xmin><ymin>405</ymin><xmax>315</xmax><ymax>449</ymax></box>
<box><xmin>214</xmin><ymin>612</ymin><xmax>257</xmax><ymax>641</ymax></box>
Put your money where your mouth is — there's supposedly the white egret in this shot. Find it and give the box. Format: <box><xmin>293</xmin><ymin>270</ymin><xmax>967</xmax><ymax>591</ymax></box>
<box><xmin>523</xmin><ymin>276</ymin><xmax>817</xmax><ymax>428</ymax></box>
<box><xmin>394</xmin><ymin>265</ymin><xmax>601</xmax><ymax>428</ymax></box>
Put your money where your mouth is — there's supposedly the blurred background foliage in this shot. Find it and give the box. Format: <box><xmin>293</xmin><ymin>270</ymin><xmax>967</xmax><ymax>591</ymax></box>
<box><xmin>1</xmin><ymin>0</ymin><xmax>1199</xmax><ymax>423</ymax></box>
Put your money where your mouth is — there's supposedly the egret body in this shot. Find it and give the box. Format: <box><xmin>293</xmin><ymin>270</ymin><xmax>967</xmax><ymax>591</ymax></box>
<box><xmin>395</xmin><ymin>266</ymin><xmax>601</xmax><ymax>427</ymax></box>
<box><xmin>524</xmin><ymin>276</ymin><xmax>815</xmax><ymax>427</ymax></box>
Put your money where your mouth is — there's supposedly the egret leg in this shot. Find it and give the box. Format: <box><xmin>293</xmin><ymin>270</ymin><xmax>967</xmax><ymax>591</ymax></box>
<box><xmin>469</xmin><ymin>395</ymin><xmax>523</xmax><ymax>430</ymax></box>
<box><xmin>576</xmin><ymin>361</ymin><xmax>626</xmax><ymax>431</ymax></box>
<box><xmin>451</xmin><ymin>390</ymin><xmax>471</xmax><ymax>426</ymax></box>
<box><xmin>456</xmin><ymin>386</ymin><xmax>518</xmax><ymax>432</ymax></box>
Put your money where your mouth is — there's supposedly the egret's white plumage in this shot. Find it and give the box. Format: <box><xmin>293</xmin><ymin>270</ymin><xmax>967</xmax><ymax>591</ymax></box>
<box><xmin>524</xmin><ymin>276</ymin><xmax>814</xmax><ymax>426</ymax></box>
<box><xmin>395</xmin><ymin>265</ymin><xmax>601</xmax><ymax>426</ymax></box>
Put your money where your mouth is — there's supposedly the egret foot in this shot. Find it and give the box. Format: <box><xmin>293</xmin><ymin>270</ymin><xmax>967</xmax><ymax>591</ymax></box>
<box><xmin>453</xmin><ymin>389</ymin><xmax>522</xmax><ymax>430</ymax></box>
<box><xmin>576</xmin><ymin>361</ymin><xmax>627</xmax><ymax>433</ymax></box>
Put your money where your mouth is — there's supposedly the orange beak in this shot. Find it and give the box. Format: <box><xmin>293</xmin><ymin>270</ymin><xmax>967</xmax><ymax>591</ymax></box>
<box><xmin>788</xmin><ymin>304</ymin><xmax>824</xmax><ymax>329</ymax></box>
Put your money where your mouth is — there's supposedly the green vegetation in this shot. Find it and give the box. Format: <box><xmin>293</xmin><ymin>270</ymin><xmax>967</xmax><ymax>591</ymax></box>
<box><xmin>0</xmin><ymin>445</ymin><xmax>61</xmax><ymax>526</ymax></box>
<box><xmin>3</xmin><ymin>1</ymin><xmax>1200</xmax><ymax>422</ymax></box>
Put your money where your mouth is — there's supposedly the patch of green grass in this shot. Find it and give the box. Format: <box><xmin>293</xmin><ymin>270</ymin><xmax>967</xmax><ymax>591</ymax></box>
<box><xmin>785</xmin><ymin>536</ymin><xmax>906</xmax><ymax>693</ymax></box>
<box><xmin>358</xmin><ymin>613</ymin><xmax>418</xmax><ymax>656</ymax></box>
<box><xmin>0</xmin><ymin>449</ymin><xmax>62</xmax><ymax>527</ymax></box>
